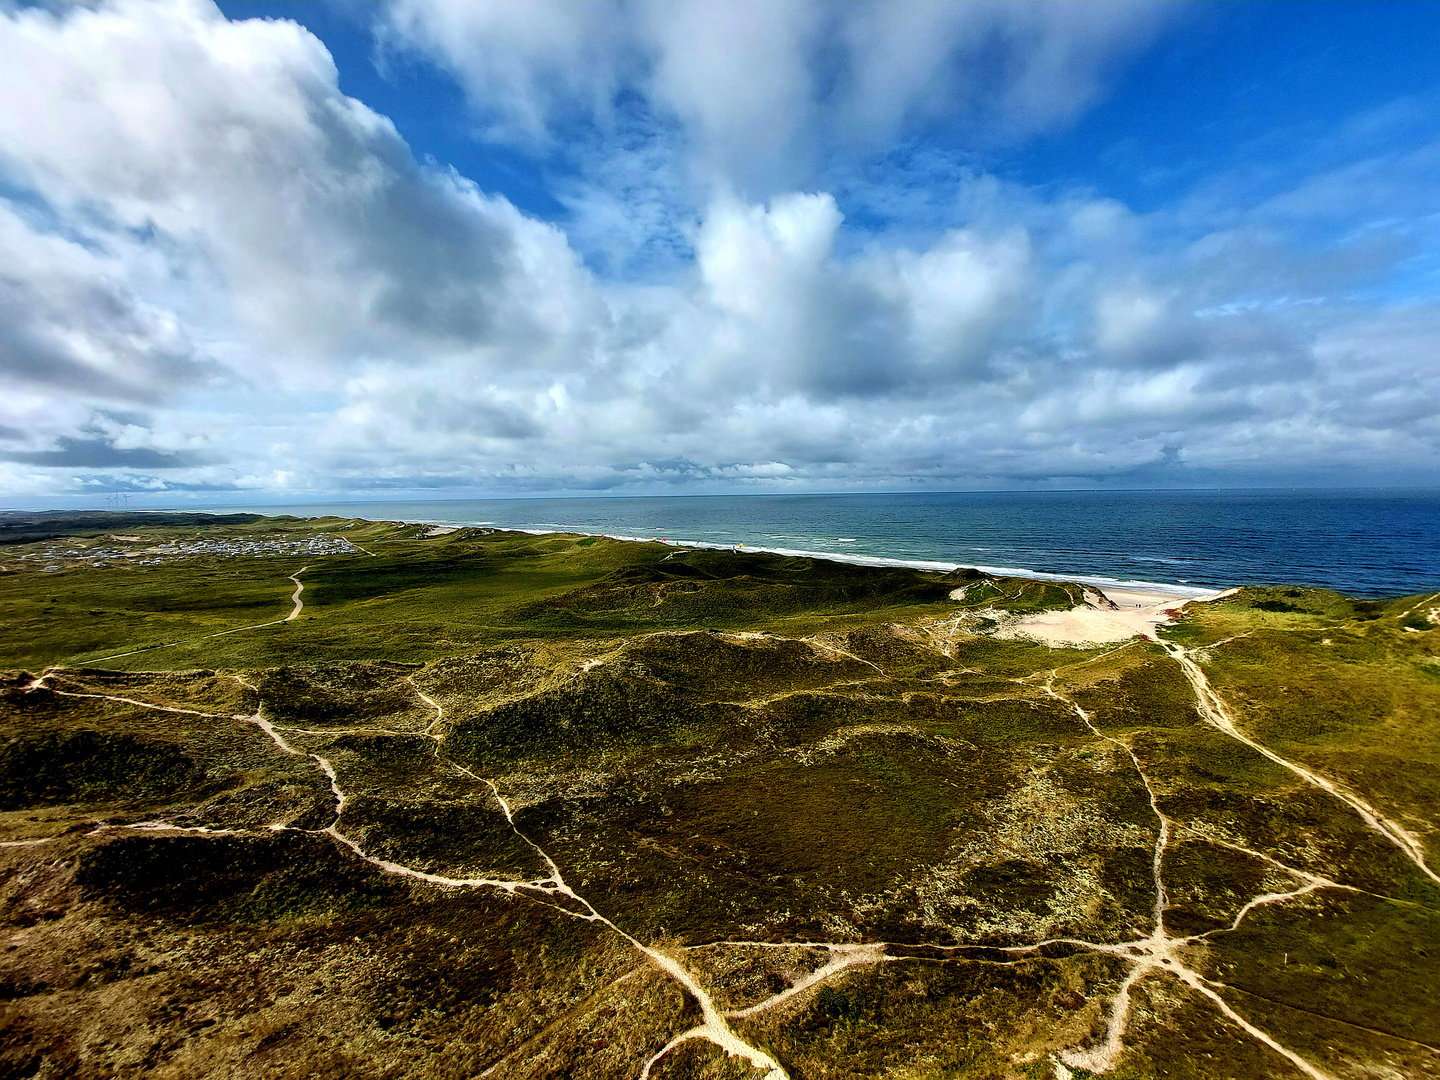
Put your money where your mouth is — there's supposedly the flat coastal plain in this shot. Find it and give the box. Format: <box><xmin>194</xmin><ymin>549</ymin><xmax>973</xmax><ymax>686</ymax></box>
<box><xmin>1</xmin><ymin>513</ymin><xmax>1438</xmax><ymax>1080</ymax></box>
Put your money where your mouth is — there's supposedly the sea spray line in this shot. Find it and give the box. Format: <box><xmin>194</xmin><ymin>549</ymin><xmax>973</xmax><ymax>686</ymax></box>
<box><xmin>502</xmin><ymin>525</ymin><xmax>1222</xmax><ymax>597</ymax></box>
<box><xmin>215</xmin><ymin>490</ymin><xmax>1440</xmax><ymax>596</ymax></box>
<box><xmin>367</xmin><ymin>512</ymin><xmax>1221</xmax><ymax>595</ymax></box>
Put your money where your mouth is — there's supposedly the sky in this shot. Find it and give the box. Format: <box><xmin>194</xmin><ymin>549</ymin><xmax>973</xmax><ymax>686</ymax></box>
<box><xmin>2</xmin><ymin>0</ymin><xmax>1439</xmax><ymax>506</ymax></box>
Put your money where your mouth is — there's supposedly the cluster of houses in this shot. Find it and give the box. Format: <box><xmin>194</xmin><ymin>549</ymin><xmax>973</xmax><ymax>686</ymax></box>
<box><xmin>18</xmin><ymin>533</ymin><xmax>360</xmax><ymax>571</ymax></box>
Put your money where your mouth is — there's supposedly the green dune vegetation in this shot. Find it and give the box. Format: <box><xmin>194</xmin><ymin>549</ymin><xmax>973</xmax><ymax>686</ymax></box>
<box><xmin>1</xmin><ymin>513</ymin><xmax>1437</xmax><ymax>1079</ymax></box>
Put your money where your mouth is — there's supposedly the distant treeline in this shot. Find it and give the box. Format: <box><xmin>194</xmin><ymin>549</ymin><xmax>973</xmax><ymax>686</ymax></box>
<box><xmin>0</xmin><ymin>511</ymin><xmax>265</xmax><ymax>545</ymax></box>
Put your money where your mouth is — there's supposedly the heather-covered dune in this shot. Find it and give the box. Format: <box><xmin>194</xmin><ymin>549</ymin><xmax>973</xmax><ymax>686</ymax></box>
<box><xmin>1</xmin><ymin>517</ymin><xmax>1437</xmax><ymax>1079</ymax></box>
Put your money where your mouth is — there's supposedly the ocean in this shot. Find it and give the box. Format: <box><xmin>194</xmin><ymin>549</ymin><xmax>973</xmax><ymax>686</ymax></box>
<box><xmin>220</xmin><ymin>490</ymin><xmax>1440</xmax><ymax>597</ymax></box>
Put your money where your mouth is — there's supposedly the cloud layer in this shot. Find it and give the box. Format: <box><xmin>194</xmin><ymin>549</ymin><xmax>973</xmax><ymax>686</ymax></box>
<box><xmin>0</xmin><ymin>0</ymin><xmax>1437</xmax><ymax>500</ymax></box>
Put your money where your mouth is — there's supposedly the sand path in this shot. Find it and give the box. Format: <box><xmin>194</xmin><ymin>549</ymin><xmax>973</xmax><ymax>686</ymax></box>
<box><xmin>24</xmin><ymin>589</ymin><xmax>1421</xmax><ymax>1080</ymax></box>
<box><xmin>1163</xmin><ymin>641</ymin><xmax>1439</xmax><ymax>886</ymax></box>
<box><xmin>78</xmin><ymin>566</ymin><xmax>311</xmax><ymax>664</ymax></box>
<box><xmin>724</xmin><ymin>944</ymin><xmax>890</xmax><ymax>1020</ymax></box>
<box><xmin>1025</xmin><ymin>678</ymin><xmax>1335</xmax><ymax>1079</ymax></box>
<box><xmin>317</xmin><ymin>675</ymin><xmax>787</xmax><ymax>1079</ymax></box>
<box><xmin>283</xmin><ymin>568</ymin><xmax>306</xmax><ymax>620</ymax></box>
<box><xmin>22</xmin><ymin>637</ymin><xmax>1344</xmax><ymax>1080</ymax></box>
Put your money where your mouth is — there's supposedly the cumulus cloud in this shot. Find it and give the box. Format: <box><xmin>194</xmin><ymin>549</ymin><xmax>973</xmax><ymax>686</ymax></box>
<box><xmin>381</xmin><ymin>0</ymin><xmax>633</xmax><ymax>145</ymax></box>
<box><xmin>681</xmin><ymin>191</ymin><xmax>1032</xmax><ymax>398</ymax></box>
<box><xmin>0</xmin><ymin>0</ymin><xmax>1436</xmax><ymax>500</ymax></box>
<box><xmin>0</xmin><ymin>201</ymin><xmax>206</xmax><ymax>402</ymax></box>
<box><xmin>0</xmin><ymin>0</ymin><xmax>600</xmax><ymax>382</ymax></box>
<box><xmin>385</xmin><ymin>0</ymin><xmax>1175</xmax><ymax>192</ymax></box>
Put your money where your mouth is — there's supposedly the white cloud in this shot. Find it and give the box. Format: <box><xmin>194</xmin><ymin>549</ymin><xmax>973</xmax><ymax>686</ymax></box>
<box><xmin>384</xmin><ymin>0</ymin><xmax>1177</xmax><ymax>195</ymax></box>
<box><xmin>0</xmin><ymin>0</ymin><xmax>602</xmax><ymax>387</ymax></box>
<box><xmin>0</xmin><ymin>0</ymin><xmax>1437</xmax><ymax>500</ymax></box>
<box><xmin>697</xmin><ymin>191</ymin><xmax>841</xmax><ymax>319</ymax></box>
<box><xmin>636</xmin><ymin>0</ymin><xmax>818</xmax><ymax>189</ymax></box>
<box><xmin>0</xmin><ymin>200</ymin><xmax>206</xmax><ymax>403</ymax></box>
<box><xmin>865</xmin><ymin>227</ymin><xmax>1032</xmax><ymax>374</ymax></box>
<box><xmin>1093</xmin><ymin>287</ymin><xmax>1170</xmax><ymax>356</ymax></box>
<box><xmin>835</xmin><ymin>1</ymin><xmax>1172</xmax><ymax>144</ymax></box>
<box><xmin>381</xmin><ymin>0</ymin><xmax>632</xmax><ymax>145</ymax></box>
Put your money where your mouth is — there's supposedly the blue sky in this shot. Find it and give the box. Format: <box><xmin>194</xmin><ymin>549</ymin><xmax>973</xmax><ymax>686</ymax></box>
<box><xmin>2</xmin><ymin>0</ymin><xmax>1439</xmax><ymax>503</ymax></box>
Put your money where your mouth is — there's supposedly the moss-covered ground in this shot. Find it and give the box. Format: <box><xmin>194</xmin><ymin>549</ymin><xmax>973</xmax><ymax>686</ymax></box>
<box><xmin>0</xmin><ymin>513</ymin><xmax>1436</xmax><ymax>1078</ymax></box>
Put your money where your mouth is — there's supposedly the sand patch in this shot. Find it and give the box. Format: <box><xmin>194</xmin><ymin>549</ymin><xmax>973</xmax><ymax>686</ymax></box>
<box><xmin>995</xmin><ymin>587</ymin><xmax>1233</xmax><ymax>647</ymax></box>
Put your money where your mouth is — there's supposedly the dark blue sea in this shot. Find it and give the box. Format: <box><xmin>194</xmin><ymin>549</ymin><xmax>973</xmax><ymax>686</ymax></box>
<box><xmin>222</xmin><ymin>490</ymin><xmax>1440</xmax><ymax>597</ymax></box>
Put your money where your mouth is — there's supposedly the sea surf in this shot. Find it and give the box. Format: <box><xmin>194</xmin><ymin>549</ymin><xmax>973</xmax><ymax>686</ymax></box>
<box><xmin>203</xmin><ymin>489</ymin><xmax>1440</xmax><ymax>597</ymax></box>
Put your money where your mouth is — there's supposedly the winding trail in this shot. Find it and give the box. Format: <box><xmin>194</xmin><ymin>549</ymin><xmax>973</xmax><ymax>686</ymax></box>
<box><xmin>723</xmin><ymin>944</ymin><xmax>890</xmax><ymax>1020</ymax></box>
<box><xmin>41</xmin><ymin>689</ymin><xmax>229</xmax><ymax>719</ymax></box>
<box><xmin>622</xmin><ymin>620</ymin><xmax>1388</xmax><ymax>1078</ymax></box>
<box><xmin>283</xmin><ymin>568</ymin><xmax>307</xmax><ymax>621</ymax></box>
<box><xmin>23</xmin><ymin>585</ymin><xmax>1436</xmax><ymax>1079</ymax></box>
<box><xmin>1043</xmin><ymin>679</ymin><xmax>1170</xmax><ymax>937</ymax></box>
<box><xmin>1397</xmin><ymin>589</ymin><xmax>1440</xmax><ymax>621</ymax></box>
<box><xmin>804</xmin><ymin>636</ymin><xmax>884</xmax><ymax>675</ymax></box>
<box><xmin>18</xmin><ymin>654</ymin><xmax>1348</xmax><ymax>1080</ymax></box>
<box><xmin>1161</xmin><ymin>640</ymin><xmax>1440</xmax><ymax>886</ymax></box>
<box><xmin>258</xmin><ymin>673</ymin><xmax>790</xmax><ymax>1079</ymax></box>
<box><xmin>78</xmin><ymin>566</ymin><xmax>311</xmax><ymax>664</ymax></box>
<box><xmin>1036</xmin><ymin>677</ymin><xmax>1336</xmax><ymax>1080</ymax></box>
<box><xmin>401</xmin><ymin>681</ymin><xmax>786</xmax><ymax>1079</ymax></box>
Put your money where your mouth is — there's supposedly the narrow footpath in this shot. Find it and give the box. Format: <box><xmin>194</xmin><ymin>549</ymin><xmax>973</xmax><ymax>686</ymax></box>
<box><xmin>21</xmin><ymin>586</ymin><xmax>1437</xmax><ymax>1079</ymax></box>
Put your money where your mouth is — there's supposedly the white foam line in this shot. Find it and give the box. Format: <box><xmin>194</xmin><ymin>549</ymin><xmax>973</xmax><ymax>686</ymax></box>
<box><xmin>470</xmin><ymin>526</ymin><xmax>1222</xmax><ymax>597</ymax></box>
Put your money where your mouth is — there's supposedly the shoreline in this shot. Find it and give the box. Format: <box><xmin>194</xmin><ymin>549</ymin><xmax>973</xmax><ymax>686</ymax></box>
<box><xmin>6</xmin><ymin>504</ymin><xmax>1231</xmax><ymax>600</ymax></box>
<box><xmin>449</xmin><ymin>523</ymin><xmax>1226</xmax><ymax>600</ymax></box>
<box><xmin>1</xmin><ymin>505</ymin><xmax>1234</xmax><ymax>600</ymax></box>
<box><xmin>98</xmin><ymin>491</ymin><xmax>1439</xmax><ymax>599</ymax></box>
